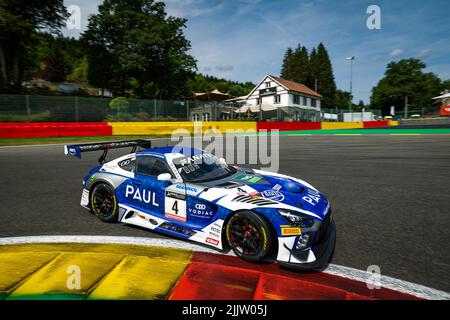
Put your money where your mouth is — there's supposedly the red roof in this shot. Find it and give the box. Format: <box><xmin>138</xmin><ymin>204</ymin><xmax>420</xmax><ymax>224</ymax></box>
<box><xmin>270</xmin><ymin>75</ymin><xmax>322</xmax><ymax>98</ymax></box>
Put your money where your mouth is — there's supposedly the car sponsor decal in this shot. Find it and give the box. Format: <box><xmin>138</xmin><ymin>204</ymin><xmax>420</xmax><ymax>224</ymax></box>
<box><xmin>272</xmin><ymin>184</ymin><xmax>282</xmax><ymax>191</ymax></box>
<box><xmin>205</xmin><ymin>237</ymin><xmax>219</xmax><ymax>246</ymax></box>
<box><xmin>165</xmin><ymin>190</ymin><xmax>187</xmax><ymax>222</ymax></box>
<box><xmin>188</xmin><ymin>202</ymin><xmax>214</xmax><ymax>219</ymax></box>
<box><xmin>68</xmin><ymin>147</ymin><xmax>77</xmax><ymax>156</ymax></box>
<box><xmin>125</xmin><ymin>185</ymin><xmax>159</xmax><ymax>206</ymax></box>
<box><xmin>175</xmin><ymin>184</ymin><xmax>198</xmax><ymax>193</ymax></box>
<box><xmin>177</xmin><ymin>153</ymin><xmax>213</xmax><ymax>166</ymax></box>
<box><xmin>281</xmin><ymin>227</ymin><xmax>302</xmax><ymax>236</ymax></box>
<box><xmin>165</xmin><ymin>190</ymin><xmax>186</xmax><ymax>200</ymax></box>
<box><xmin>261</xmin><ymin>190</ymin><xmax>285</xmax><ymax>202</ymax></box>
<box><xmin>159</xmin><ymin>222</ymin><xmax>196</xmax><ymax>236</ymax></box>
<box><xmin>235</xmin><ymin>174</ymin><xmax>261</xmax><ymax>183</ymax></box>
<box><xmin>302</xmin><ymin>189</ymin><xmax>321</xmax><ymax>206</ymax></box>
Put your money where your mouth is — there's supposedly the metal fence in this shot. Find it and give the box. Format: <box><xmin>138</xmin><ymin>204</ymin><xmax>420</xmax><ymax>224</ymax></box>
<box><xmin>0</xmin><ymin>94</ymin><xmax>383</xmax><ymax>122</ymax></box>
<box><xmin>0</xmin><ymin>94</ymin><xmax>203</xmax><ymax>122</ymax></box>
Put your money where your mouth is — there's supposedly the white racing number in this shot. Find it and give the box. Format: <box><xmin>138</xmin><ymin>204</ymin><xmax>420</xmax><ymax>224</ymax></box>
<box><xmin>165</xmin><ymin>190</ymin><xmax>187</xmax><ymax>222</ymax></box>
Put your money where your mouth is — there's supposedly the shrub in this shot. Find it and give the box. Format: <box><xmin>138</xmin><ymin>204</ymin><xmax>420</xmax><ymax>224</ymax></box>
<box><xmin>150</xmin><ymin>116</ymin><xmax>176</xmax><ymax>122</ymax></box>
<box><xmin>134</xmin><ymin>112</ymin><xmax>151</xmax><ymax>121</ymax></box>
<box><xmin>104</xmin><ymin>113</ymin><xmax>137</xmax><ymax>122</ymax></box>
<box><xmin>109</xmin><ymin>97</ymin><xmax>129</xmax><ymax>114</ymax></box>
<box><xmin>0</xmin><ymin>112</ymin><xmax>52</xmax><ymax>122</ymax></box>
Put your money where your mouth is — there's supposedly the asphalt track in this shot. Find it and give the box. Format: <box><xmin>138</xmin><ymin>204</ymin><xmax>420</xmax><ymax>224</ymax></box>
<box><xmin>0</xmin><ymin>135</ymin><xmax>449</xmax><ymax>292</ymax></box>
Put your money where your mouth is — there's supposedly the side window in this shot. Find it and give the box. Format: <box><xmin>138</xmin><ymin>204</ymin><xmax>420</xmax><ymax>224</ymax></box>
<box><xmin>136</xmin><ymin>156</ymin><xmax>173</xmax><ymax>178</ymax></box>
<box><xmin>118</xmin><ymin>158</ymin><xmax>135</xmax><ymax>172</ymax></box>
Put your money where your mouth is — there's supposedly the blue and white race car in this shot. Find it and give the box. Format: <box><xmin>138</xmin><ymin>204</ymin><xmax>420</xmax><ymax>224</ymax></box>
<box><xmin>65</xmin><ymin>140</ymin><xmax>335</xmax><ymax>270</ymax></box>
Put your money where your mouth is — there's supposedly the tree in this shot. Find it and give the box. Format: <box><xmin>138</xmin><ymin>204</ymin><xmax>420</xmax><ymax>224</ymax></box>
<box><xmin>40</xmin><ymin>46</ymin><xmax>69</xmax><ymax>82</ymax></box>
<box><xmin>67</xmin><ymin>56</ymin><xmax>89</xmax><ymax>83</ymax></box>
<box><xmin>314</xmin><ymin>43</ymin><xmax>336</xmax><ymax>108</ymax></box>
<box><xmin>186</xmin><ymin>73</ymin><xmax>254</xmax><ymax>97</ymax></box>
<box><xmin>81</xmin><ymin>0</ymin><xmax>196</xmax><ymax>98</ymax></box>
<box><xmin>0</xmin><ymin>0</ymin><xmax>68</xmax><ymax>92</ymax></box>
<box><xmin>280</xmin><ymin>48</ymin><xmax>294</xmax><ymax>80</ymax></box>
<box><xmin>281</xmin><ymin>45</ymin><xmax>309</xmax><ymax>84</ymax></box>
<box><xmin>291</xmin><ymin>44</ymin><xmax>309</xmax><ymax>84</ymax></box>
<box><xmin>334</xmin><ymin>89</ymin><xmax>351</xmax><ymax>109</ymax></box>
<box><xmin>370</xmin><ymin>58</ymin><xmax>442</xmax><ymax>115</ymax></box>
<box><xmin>441</xmin><ymin>79</ymin><xmax>450</xmax><ymax>92</ymax></box>
<box><xmin>356</xmin><ymin>100</ymin><xmax>365</xmax><ymax>111</ymax></box>
<box><xmin>280</xmin><ymin>43</ymin><xmax>336</xmax><ymax>107</ymax></box>
<box><xmin>306</xmin><ymin>48</ymin><xmax>318</xmax><ymax>91</ymax></box>
<box><xmin>32</xmin><ymin>33</ymin><xmax>87</xmax><ymax>83</ymax></box>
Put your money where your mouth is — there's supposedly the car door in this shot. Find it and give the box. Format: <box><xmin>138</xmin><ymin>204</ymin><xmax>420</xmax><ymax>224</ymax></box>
<box><xmin>121</xmin><ymin>155</ymin><xmax>174</xmax><ymax>219</ymax></box>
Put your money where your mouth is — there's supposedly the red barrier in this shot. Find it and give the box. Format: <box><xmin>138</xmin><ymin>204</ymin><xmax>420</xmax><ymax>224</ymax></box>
<box><xmin>363</xmin><ymin>120</ymin><xmax>389</xmax><ymax>128</ymax></box>
<box><xmin>0</xmin><ymin>122</ymin><xmax>112</xmax><ymax>138</ymax></box>
<box><xmin>257</xmin><ymin>121</ymin><xmax>321</xmax><ymax>131</ymax></box>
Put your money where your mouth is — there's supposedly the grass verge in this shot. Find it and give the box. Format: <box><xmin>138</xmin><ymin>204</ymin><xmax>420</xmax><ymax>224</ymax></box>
<box><xmin>0</xmin><ymin>135</ymin><xmax>170</xmax><ymax>146</ymax></box>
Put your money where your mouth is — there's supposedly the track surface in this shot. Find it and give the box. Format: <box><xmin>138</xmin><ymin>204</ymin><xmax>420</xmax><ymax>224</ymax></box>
<box><xmin>0</xmin><ymin>135</ymin><xmax>449</xmax><ymax>292</ymax></box>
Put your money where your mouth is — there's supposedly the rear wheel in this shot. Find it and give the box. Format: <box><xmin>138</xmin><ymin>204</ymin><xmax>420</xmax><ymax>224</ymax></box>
<box><xmin>90</xmin><ymin>183</ymin><xmax>118</xmax><ymax>222</ymax></box>
<box><xmin>226</xmin><ymin>211</ymin><xmax>275</xmax><ymax>263</ymax></box>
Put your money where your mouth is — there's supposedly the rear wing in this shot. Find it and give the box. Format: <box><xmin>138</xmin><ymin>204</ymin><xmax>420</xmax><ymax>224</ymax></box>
<box><xmin>64</xmin><ymin>139</ymin><xmax>152</xmax><ymax>164</ymax></box>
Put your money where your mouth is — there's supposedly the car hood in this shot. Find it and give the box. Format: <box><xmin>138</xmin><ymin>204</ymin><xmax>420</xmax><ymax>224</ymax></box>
<box><xmin>198</xmin><ymin>168</ymin><xmax>329</xmax><ymax>220</ymax></box>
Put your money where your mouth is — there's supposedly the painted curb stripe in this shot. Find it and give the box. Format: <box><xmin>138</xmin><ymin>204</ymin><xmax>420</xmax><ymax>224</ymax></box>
<box><xmin>0</xmin><ymin>236</ymin><xmax>448</xmax><ymax>300</ymax></box>
<box><xmin>0</xmin><ymin>241</ymin><xmax>192</xmax><ymax>300</ymax></box>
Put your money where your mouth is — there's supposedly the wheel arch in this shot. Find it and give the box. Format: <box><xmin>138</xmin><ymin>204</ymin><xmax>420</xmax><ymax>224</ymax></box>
<box><xmin>222</xmin><ymin>209</ymin><xmax>279</xmax><ymax>259</ymax></box>
<box><xmin>87</xmin><ymin>178</ymin><xmax>118</xmax><ymax>210</ymax></box>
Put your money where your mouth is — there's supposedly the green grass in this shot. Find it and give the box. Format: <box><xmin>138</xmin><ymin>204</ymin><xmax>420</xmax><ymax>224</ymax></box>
<box><xmin>0</xmin><ymin>135</ymin><xmax>170</xmax><ymax>146</ymax></box>
<box><xmin>278</xmin><ymin>128</ymin><xmax>450</xmax><ymax>135</ymax></box>
<box><xmin>2</xmin><ymin>127</ymin><xmax>450</xmax><ymax>147</ymax></box>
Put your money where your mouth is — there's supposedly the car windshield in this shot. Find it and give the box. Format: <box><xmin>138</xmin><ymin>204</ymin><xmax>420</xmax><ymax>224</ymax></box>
<box><xmin>172</xmin><ymin>153</ymin><xmax>236</xmax><ymax>183</ymax></box>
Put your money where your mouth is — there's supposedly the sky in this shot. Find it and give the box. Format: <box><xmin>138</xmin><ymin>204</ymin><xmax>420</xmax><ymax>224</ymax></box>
<box><xmin>62</xmin><ymin>0</ymin><xmax>450</xmax><ymax>103</ymax></box>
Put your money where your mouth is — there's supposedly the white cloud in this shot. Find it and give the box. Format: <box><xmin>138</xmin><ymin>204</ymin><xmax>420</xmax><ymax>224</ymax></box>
<box><xmin>389</xmin><ymin>49</ymin><xmax>404</xmax><ymax>58</ymax></box>
<box><xmin>215</xmin><ymin>65</ymin><xmax>233</xmax><ymax>72</ymax></box>
<box><xmin>165</xmin><ymin>0</ymin><xmax>225</xmax><ymax>18</ymax></box>
<box><xmin>415</xmin><ymin>49</ymin><xmax>433</xmax><ymax>59</ymax></box>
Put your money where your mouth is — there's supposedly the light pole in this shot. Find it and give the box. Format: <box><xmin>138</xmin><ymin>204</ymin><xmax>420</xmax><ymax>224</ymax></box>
<box><xmin>346</xmin><ymin>56</ymin><xmax>355</xmax><ymax>121</ymax></box>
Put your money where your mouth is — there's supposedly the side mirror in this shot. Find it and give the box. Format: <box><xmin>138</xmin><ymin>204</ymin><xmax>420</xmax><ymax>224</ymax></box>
<box><xmin>157</xmin><ymin>173</ymin><xmax>172</xmax><ymax>181</ymax></box>
<box><xmin>219</xmin><ymin>157</ymin><xmax>227</xmax><ymax>165</ymax></box>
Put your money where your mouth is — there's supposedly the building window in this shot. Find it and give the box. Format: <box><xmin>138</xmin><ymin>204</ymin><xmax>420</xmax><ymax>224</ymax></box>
<box><xmin>257</xmin><ymin>98</ymin><xmax>262</xmax><ymax>105</ymax></box>
<box><xmin>202</xmin><ymin>113</ymin><xmax>210</xmax><ymax>121</ymax></box>
<box><xmin>293</xmin><ymin>95</ymin><xmax>300</xmax><ymax>104</ymax></box>
<box><xmin>302</xmin><ymin>96</ymin><xmax>307</xmax><ymax>106</ymax></box>
<box><xmin>311</xmin><ymin>99</ymin><xmax>316</xmax><ymax>108</ymax></box>
<box><xmin>192</xmin><ymin>113</ymin><xmax>200</xmax><ymax>121</ymax></box>
<box><xmin>274</xmin><ymin>95</ymin><xmax>281</xmax><ymax>104</ymax></box>
<box><xmin>293</xmin><ymin>111</ymin><xmax>300</xmax><ymax>121</ymax></box>
<box><xmin>265</xmin><ymin>81</ymin><xmax>271</xmax><ymax>88</ymax></box>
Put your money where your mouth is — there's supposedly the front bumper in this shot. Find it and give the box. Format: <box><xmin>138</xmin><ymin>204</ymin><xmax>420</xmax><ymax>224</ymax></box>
<box><xmin>278</xmin><ymin>219</ymin><xmax>336</xmax><ymax>271</ymax></box>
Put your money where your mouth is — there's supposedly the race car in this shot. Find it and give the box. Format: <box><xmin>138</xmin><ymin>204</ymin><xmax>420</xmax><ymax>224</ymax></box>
<box><xmin>64</xmin><ymin>140</ymin><xmax>335</xmax><ymax>270</ymax></box>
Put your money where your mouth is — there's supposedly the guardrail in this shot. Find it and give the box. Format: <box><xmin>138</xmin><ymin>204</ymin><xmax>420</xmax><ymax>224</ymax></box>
<box><xmin>0</xmin><ymin>122</ymin><xmax>112</xmax><ymax>138</ymax></box>
<box><xmin>0</xmin><ymin>120</ymin><xmax>390</xmax><ymax>139</ymax></box>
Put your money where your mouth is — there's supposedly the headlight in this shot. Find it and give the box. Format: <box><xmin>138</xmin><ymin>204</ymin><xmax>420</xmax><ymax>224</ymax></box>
<box><xmin>278</xmin><ymin>209</ymin><xmax>315</xmax><ymax>228</ymax></box>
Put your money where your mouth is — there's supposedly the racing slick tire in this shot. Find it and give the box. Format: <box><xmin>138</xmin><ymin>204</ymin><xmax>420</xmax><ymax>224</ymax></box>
<box><xmin>225</xmin><ymin>210</ymin><xmax>275</xmax><ymax>263</ymax></box>
<box><xmin>90</xmin><ymin>183</ymin><xmax>119</xmax><ymax>223</ymax></box>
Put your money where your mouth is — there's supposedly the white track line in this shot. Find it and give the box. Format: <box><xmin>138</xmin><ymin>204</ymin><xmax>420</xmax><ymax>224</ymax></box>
<box><xmin>0</xmin><ymin>235</ymin><xmax>448</xmax><ymax>300</ymax></box>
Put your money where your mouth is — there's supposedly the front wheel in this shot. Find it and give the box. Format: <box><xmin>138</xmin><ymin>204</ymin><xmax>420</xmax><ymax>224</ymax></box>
<box><xmin>90</xmin><ymin>183</ymin><xmax>119</xmax><ymax>222</ymax></box>
<box><xmin>226</xmin><ymin>211</ymin><xmax>275</xmax><ymax>263</ymax></box>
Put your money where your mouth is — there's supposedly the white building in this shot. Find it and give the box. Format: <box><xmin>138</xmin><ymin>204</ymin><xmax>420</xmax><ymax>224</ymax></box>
<box><xmin>241</xmin><ymin>75</ymin><xmax>322</xmax><ymax>121</ymax></box>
